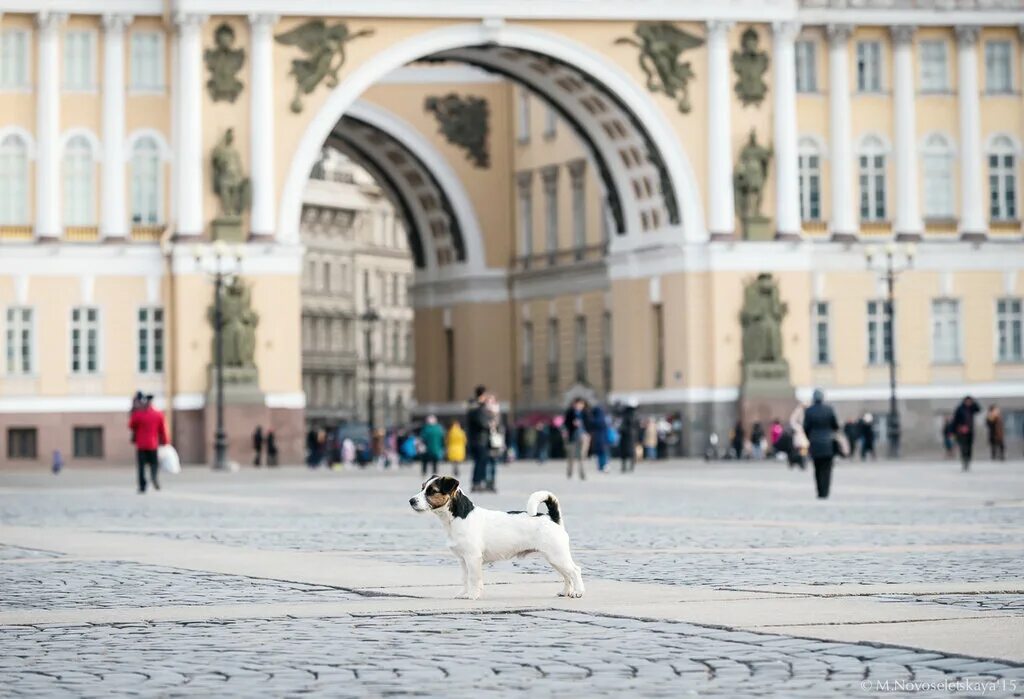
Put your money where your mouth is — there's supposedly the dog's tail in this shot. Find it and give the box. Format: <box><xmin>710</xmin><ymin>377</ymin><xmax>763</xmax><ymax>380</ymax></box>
<box><xmin>526</xmin><ymin>491</ymin><xmax>562</xmax><ymax>525</ymax></box>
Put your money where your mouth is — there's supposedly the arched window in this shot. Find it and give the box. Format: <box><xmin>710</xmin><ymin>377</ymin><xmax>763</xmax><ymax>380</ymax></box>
<box><xmin>63</xmin><ymin>134</ymin><xmax>95</xmax><ymax>226</ymax></box>
<box><xmin>989</xmin><ymin>135</ymin><xmax>1017</xmax><ymax>221</ymax></box>
<box><xmin>921</xmin><ymin>134</ymin><xmax>954</xmax><ymax>219</ymax></box>
<box><xmin>797</xmin><ymin>137</ymin><xmax>822</xmax><ymax>221</ymax></box>
<box><xmin>0</xmin><ymin>133</ymin><xmax>29</xmax><ymax>225</ymax></box>
<box><xmin>858</xmin><ymin>136</ymin><xmax>887</xmax><ymax>222</ymax></box>
<box><xmin>130</xmin><ymin>136</ymin><xmax>162</xmax><ymax>225</ymax></box>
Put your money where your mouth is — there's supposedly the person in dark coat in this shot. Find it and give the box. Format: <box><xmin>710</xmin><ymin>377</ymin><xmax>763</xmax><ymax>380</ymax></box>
<box><xmin>466</xmin><ymin>385</ymin><xmax>491</xmax><ymax>491</ymax></box>
<box><xmin>589</xmin><ymin>405</ymin><xmax>610</xmax><ymax>472</ymax></box>
<box><xmin>843</xmin><ymin>420</ymin><xmax>859</xmax><ymax>459</ymax></box>
<box><xmin>563</xmin><ymin>398</ymin><xmax>591</xmax><ymax>480</ymax></box>
<box><xmin>265</xmin><ymin>430</ymin><xmax>278</xmax><ymax>466</ymax></box>
<box><xmin>986</xmin><ymin>404</ymin><xmax>1005</xmax><ymax>461</ymax></box>
<box><xmin>858</xmin><ymin>413</ymin><xmax>876</xmax><ymax>460</ymax></box>
<box><xmin>730</xmin><ymin>421</ymin><xmax>745</xmax><ymax>460</ymax></box>
<box><xmin>252</xmin><ymin>426</ymin><xmax>264</xmax><ymax>467</ymax></box>
<box><xmin>952</xmin><ymin>396</ymin><xmax>981</xmax><ymax>471</ymax></box>
<box><xmin>804</xmin><ymin>389</ymin><xmax>839</xmax><ymax>499</ymax></box>
<box><xmin>619</xmin><ymin>401</ymin><xmax>639</xmax><ymax>472</ymax></box>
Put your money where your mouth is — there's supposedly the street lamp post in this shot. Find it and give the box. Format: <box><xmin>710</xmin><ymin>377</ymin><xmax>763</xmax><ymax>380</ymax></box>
<box><xmin>194</xmin><ymin>241</ymin><xmax>245</xmax><ymax>471</ymax></box>
<box><xmin>864</xmin><ymin>242</ymin><xmax>915</xmax><ymax>458</ymax></box>
<box><xmin>361</xmin><ymin>303</ymin><xmax>381</xmax><ymax>433</ymax></box>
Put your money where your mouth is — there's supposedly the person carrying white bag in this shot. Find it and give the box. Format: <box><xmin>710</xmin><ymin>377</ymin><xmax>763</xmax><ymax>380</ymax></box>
<box><xmin>128</xmin><ymin>394</ymin><xmax>175</xmax><ymax>492</ymax></box>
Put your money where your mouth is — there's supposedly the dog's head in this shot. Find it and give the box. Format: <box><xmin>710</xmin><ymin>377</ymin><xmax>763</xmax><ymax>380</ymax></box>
<box><xmin>409</xmin><ymin>475</ymin><xmax>461</xmax><ymax>513</ymax></box>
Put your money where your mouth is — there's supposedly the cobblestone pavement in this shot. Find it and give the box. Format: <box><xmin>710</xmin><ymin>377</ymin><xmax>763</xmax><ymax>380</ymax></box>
<box><xmin>1</xmin><ymin>459</ymin><xmax>1022</xmax><ymax>697</ymax></box>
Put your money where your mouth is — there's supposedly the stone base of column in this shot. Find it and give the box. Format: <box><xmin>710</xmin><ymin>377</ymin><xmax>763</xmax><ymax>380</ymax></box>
<box><xmin>774</xmin><ymin>231</ymin><xmax>802</xmax><ymax>241</ymax></box>
<box><xmin>959</xmin><ymin>230</ymin><xmax>987</xmax><ymax>242</ymax></box>
<box><xmin>248</xmin><ymin>232</ymin><xmax>276</xmax><ymax>243</ymax></box>
<box><xmin>709</xmin><ymin>231</ymin><xmax>736</xmax><ymax>242</ymax></box>
<box><xmin>829</xmin><ymin>231</ymin><xmax>858</xmax><ymax>243</ymax></box>
<box><xmin>894</xmin><ymin>231</ymin><xmax>923</xmax><ymax>242</ymax></box>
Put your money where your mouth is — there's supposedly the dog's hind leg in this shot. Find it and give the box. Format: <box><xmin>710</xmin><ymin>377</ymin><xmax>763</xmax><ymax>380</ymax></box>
<box><xmin>546</xmin><ymin>547</ymin><xmax>584</xmax><ymax>599</ymax></box>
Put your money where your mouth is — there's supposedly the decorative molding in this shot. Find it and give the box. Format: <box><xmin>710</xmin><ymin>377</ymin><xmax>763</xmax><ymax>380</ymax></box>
<box><xmin>247</xmin><ymin>13</ymin><xmax>279</xmax><ymax>28</ymax></box>
<box><xmin>568</xmin><ymin>158</ymin><xmax>587</xmax><ymax>180</ymax></box>
<box><xmin>825</xmin><ymin>23</ymin><xmax>854</xmax><ymax>45</ymax></box>
<box><xmin>423</xmin><ymin>93</ymin><xmax>490</xmax><ymax>168</ymax></box>
<box><xmin>954</xmin><ymin>26</ymin><xmax>981</xmax><ymax>46</ymax></box>
<box><xmin>274</xmin><ymin>20</ymin><xmax>375</xmax><ymax>113</ymax></box>
<box><xmin>706</xmin><ymin>20</ymin><xmax>735</xmax><ymax>37</ymax></box>
<box><xmin>732</xmin><ymin>26</ymin><xmax>769</xmax><ymax>107</ymax></box>
<box><xmin>516</xmin><ymin>170</ymin><xmax>533</xmax><ymax>189</ymax></box>
<box><xmin>616</xmin><ymin>22</ymin><xmax>704</xmax><ymax>114</ymax></box>
<box><xmin>890</xmin><ymin>24</ymin><xmax>916</xmax><ymax>45</ymax></box>
<box><xmin>172</xmin><ymin>12</ymin><xmax>207</xmax><ymax>30</ymax></box>
<box><xmin>772</xmin><ymin>20</ymin><xmax>801</xmax><ymax>40</ymax></box>
<box><xmin>100</xmin><ymin>13</ymin><xmax>133</xmax><ymax>31</ymax></box>
<box><xmin>35</xmin><ymin>11</ymin><xmax>68</xmax><ymax>31</ymax></box>
<box><xmin>205</xmin><ymin>22</ymin><xmax>245</xmax><ymax>103</ymax></box>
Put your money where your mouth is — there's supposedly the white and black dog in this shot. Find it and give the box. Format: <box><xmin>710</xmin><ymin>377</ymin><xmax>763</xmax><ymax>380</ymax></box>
<box><xmin>409</xmin><ymin>475</ymin><xmax>585</xmax><ymax>600</ymax></box>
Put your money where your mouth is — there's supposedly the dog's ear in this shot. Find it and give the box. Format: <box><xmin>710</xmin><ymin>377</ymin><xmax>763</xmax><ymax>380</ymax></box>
<box><xmin>436</xmin><ymin>476</ymin><xmax>459</xmax><ymax>494</ymax></box>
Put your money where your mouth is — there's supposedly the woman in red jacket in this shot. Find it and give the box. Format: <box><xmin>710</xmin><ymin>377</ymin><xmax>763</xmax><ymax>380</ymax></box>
<box><xmin>128</xmin><ymin>395</ymin><xmax>169</xmax><ymax>493</ymax></box>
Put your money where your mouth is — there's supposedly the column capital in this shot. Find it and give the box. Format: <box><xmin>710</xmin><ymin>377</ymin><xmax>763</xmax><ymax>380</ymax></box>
<box><xmin>771</xmin><ymin>21</ymin><xmax>801</xmax><ymax>41</ymax></box>
<box><xmin>955</xmin><ymin>26</ymin><xmax>980</xmax><ymax>47</ymax></box>
<box><xmin>172</xmin><ymin>12</ymin><xmax>207</xmax><ymax>32</ymax></box>
<box><xmin>890</xmin><ymin>25</ymin><xmax>915</xmax><ymax>46</ymax></box>
<box><xmin>35</xmin><ymin>11</ymin><xmax>68</xmax><ymax>32</ymax></box>
<box><xmin>825</xmin><ymin>23</ymin><xmax>854</xmax><ymax>46</ymax></box>
<box><xmin>706</xmin><ymin>20</ymin><xmax>734</xmax><ymax>38</ymax></box>
<box><xmin>247</xmin><ymin>13</ymin><xmax>279</xmax><ymax>29</ymax></box>
<box><xmin>516</xmin><ymin>170</ymin><xmax>533</xmax><ymax>189</ymax></box>
<box><xmin>101</xmin><ymin>13</ymin><xmax>133</xmax><ymax>32</ymax></box>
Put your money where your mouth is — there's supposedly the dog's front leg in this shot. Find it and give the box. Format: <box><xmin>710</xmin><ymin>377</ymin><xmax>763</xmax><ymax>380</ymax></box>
<box><xmin>464</xmin><ymin>554</ymin><xmax>484</xmax><ymax>600</ymax></box>
<box><xmin>454</xmin><ymin>557</ymin><xmax>471</xmax><ymax>599</ymax></box>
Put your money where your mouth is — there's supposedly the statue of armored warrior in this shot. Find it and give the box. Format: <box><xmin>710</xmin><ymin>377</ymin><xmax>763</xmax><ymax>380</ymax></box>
<box><xmin>733</xmin><ymin>129</ymin><xmax>773</xmax><ymax>223</ymax></box>
<box><xmin>211</xmin><ymin>128</ymin><xmax>251</xmax><ymax>217</ymax></box>
<box><xmin>740</xmin><ymin>273</ymin><xmax>788</xmax><ymax>364</ymax></box>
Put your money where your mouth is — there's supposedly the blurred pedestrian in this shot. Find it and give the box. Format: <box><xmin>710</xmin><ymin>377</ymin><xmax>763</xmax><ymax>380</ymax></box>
<box><xmin>643</xmin><ymin>418</ymin><xmax>659</xmax><ymax>460</ymax></box>
<box><xmin>252</xmin><ymin>425</ymin><xmax>264</xmax><ymax>467</ymax></box>
<box><xmin>467</xmin><ymin>385</ymin><xmax>491</xmax><ymax>492</ymax></box>
<box><xmin>942</xmin><ymin>417</ymin><xmax>956</xmax><ymax>459</ymax></box>
<box><xmin>420</xmin><ymin>415</ymin><xmax>445</xmax><ymax>477</ymax></box>
<box><xmin>952</xmin><ymin>396</ymin><xmax>980</xmax><ymax>471</ymax></box>
<box><xmin>564</xmin><ymin>398</ymin><xmax>590</xmax><ymax>480</ymax></box>
<box><xmin>858</xmin><ymin>413</ymin><xmax>876</xmax><ymax>460</ymax></box>
<box><xmin>843</xmin><ymin>420</ymin><xmax>859</xmax><ymax>459</ymax></box>
<box><xmin>619</xmin><ymin>400</ymin><xmax>639</xmax><ymax>472</ymax></box>
<box><xmin>446</xmin><ymin>419</ymin><xmax>466</xmax><ymax>477</ymax></box>
<box><xmin>985</xmin><ymin>404</ymin><xmax>1005</xmax><ymax>461</ymax></box>
<box><xmin>804</xmin><ymin>389</ymin><xmax>839</xmax><ymax>499</ymax></box>
<box><xmin>341</xmin><ymin>437</ymin><xmax>355</xmax><ymax>467</ymax></box>
<box><xmin>750</xmin><ymin>422</ymin><xmax>765</xmax><ymax>459</ymax></box>
<box><xmin>129</xmin><ymin>395</ymin><xmax>169</xmax><ymax>493</ymax></box>
<box><xmin>266</xmin><ymin>430</ymin><xmax>278</xmax><ymax>466</ymax></box>
<box><xmin>729</xmin><ymin>421</ymin><xmax>745</xmax><ymax>460</ymax></box>
<box><xmin>536</xmin><ymin>422</ymin><xmax>550</xmax><ymax>463</ymax></box>
<box><xmin>769</xmin><ymin>419</ymin><xmax>783</xmax><ymax>452</ymax></box>
<box><xmin>590</xmin><ymin>404</ymin><xmax>610</xmax><ymax>473</ymax></box>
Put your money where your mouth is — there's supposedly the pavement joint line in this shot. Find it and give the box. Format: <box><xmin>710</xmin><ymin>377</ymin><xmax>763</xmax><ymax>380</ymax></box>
<box><xmin>753</xmin><ymin>614</ymin><xmax>1023</xmax><ymax>628</ymax></box>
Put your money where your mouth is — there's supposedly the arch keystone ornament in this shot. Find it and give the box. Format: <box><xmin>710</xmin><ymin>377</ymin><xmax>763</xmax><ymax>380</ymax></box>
<box><xmin>424</xmin><ymin>94</ymin><xmax>490</xmax><ymax>168</ymax></box>
<box><xmin>275</xmin><ymin>20</ymin><xmax>375</xmax><ymax>113</ymax></box>
<box><xmin>615</xmin><ymin>23</ymin><xmax>704</xmax><ymax>114</ymax></box>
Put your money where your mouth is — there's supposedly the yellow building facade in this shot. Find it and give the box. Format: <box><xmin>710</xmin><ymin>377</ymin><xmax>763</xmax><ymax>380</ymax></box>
<box><xmin>1</xmin><ymin>1</ymin><xmax>1022</xmax><ymax>464</ymax></box>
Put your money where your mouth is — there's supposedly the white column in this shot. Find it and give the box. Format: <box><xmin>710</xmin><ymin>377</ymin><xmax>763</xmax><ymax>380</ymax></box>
<box><xmin>956</xmin><ymin>26</ymin><xmax>986</xmax><ymax>238</ymax></box>
<box><xmin>173</xmin><ymin>13</ymin><xmax>205</xmax><ymax>237</ymax></box>
<box><xmin>707</xmin><ymin>20</ymin><xmax>735</xmax><ymax>239</ymax></box>
<box><xmin>35</xmin><ymin>12</ymin><xmax>67</xmax><ymax>240</ymax></box>
<box><xmin>892</xmin><ymin>26</ymin><xmax>922</xmax><ymax>239</ymax></box>
<box><xmin>826</xmin><ymin>24</ymin><xmax>856</xmax><ymax>239</ymax></box>
<box><xmin>249</xmin><ymin>14</ymin><xmax>278</xmax><ymax>239</ymax></box>
<box><xmin>773</xmin><ymin>21</ymin><xmax>802</xmax><ymax>239</ymax></box>
<box><xmin>101</xmin><ymin>14</ymin><xmax>131</xmax><ymax>239</ymax></box>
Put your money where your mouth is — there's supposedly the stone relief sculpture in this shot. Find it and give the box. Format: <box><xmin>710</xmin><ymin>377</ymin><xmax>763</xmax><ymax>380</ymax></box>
<box><xmin>733</xmin><ymin>130</ymin><xmax>773</xmax><ymax>238</ymax></box>
<box><xmin>210</xmin><ymin>128</ymin><xmax>251</xmax><ymax>241</ymax></box>
<box><xmin>209</xmin><ymin>277</ymin><xmax>259</xmax><ymax>369</ymax></box>
<box><xmin>615</xmin><ymin>23</ymin><xmax>704</xmax><ymax>114</ymax></box>
<box><xmin>731</xmin><ymin>27</ymin><xmax>769</xmax><ymax>107</ymax></box>
<box><xmin>740</xmin><ymin>273</ymin><xmax>787</xmax><ymax>365</ymax></box>
<box><xmin>275</xmin><ymin>20</ymin><xmax>375</xmax><ymax>113</ymax></box>
<box><xmin>424</xmin><ymin>94</ymin><xmax>490</xmax><ymax>168</ymax></box>
<box><xmin>204</xmin><ymin>23</ymin><xmax>245</xmax><ymax>103</ymax></box>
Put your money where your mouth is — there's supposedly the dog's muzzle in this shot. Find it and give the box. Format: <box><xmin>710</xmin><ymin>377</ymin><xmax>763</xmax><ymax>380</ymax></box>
<box><xmin>409</xmin><ymin>496</ymin><xmax>424</xmax><ymax>511</ymax></box>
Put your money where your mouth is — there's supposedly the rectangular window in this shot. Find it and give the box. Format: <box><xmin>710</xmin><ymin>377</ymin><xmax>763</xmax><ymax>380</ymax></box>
<box><xmin>0</xmin><ymin>29</ymin><xmax>30</xmax><ymax>89</ymax></box>
<box><xmin>137</xmin><ymin>306</ymin><xmax>164</xmax><ymax>374</ymax></box>
<box><xmin>985</xmin><ymin>40</ymin><xmax>1012</xmax><ymax>94</ymax></box>
<box><xmin>996</xmin><ymin>298</ymin><xmax>1023</xmax><ymax>362</ymax></box>
<box><xmin>517</xmin><ymin>176</ymin><xmax>533</xmax><ymax>258</ymax></box>
<box><xmin>71</xmin><ymin>306</ymin><xmax>100</xmax><ymax>374</ymax></box>
<box><xmin>653</xmin><ymin>303</ymin><xmax>665</xmax><ymax>388</ymax></box>
<box><xmin>73</xmin><ymin>426</ymin><xmax>104</xmax><ymax>458</ymax></box>
<box><xmin>543</xmin><ymin>169</ymin><xmax>559</xmax><ymax>257</ymax></box>
<box><xmin>795</xmin><ymin>40</ymin><xmax>817</xmax><ymax>93</ymax></box>
<box><xmin>602</xmin><ymin>310</ymin><xmax>612</xmax><ymax>391</ymax></box>
<box><xmin>571</xmin><ymin>166</ymin><xmax>586</xmax><ymax>257</ymax></box>
<box><xmin>322</xmin><ymin>261</ymin><xmax>331</xmax><ymax>293</ymax></box>
<box><xmin>543</xmin><ymin>104</ymin><xmax>557</xmax><ymax>139</ymax></box>
<box><xmin>522</xmin><ymin>321</ymin><xmax>533</xmax><ymax>393</ymax></box>
<box><xmin>798</xmin><ymin>152</ymin><xmax>821</xmax><ymax>220</ymax></box>
<box><xmin>989</xmin><ymin>152</ymin><xmax>1017</xmax><ymax>221</ymax></box>
<box><xmin>547</xmin><ymin>318</ymin><xmax>559</xmax><ymax>395</ymax></box>
<box><xmin>516</xmin><ymin>89</ymin><xmax>530</xmax><ymax>144</ymax></box>
<box><xmin>859</xmin><ymin>154</ymin><xmax>887</xmax><ymax>221</ymax></box>
<box><xmin>130</xmin><ymin>31</ymin><xmax>164</xmax><ymax>92</ymax></box>
<box><xmin>866</xmin><ymin>299</ymin><xmax>893</xmax><ymax>365</ymax></box>
<box><xmin>63</xmin><ymin>31</ymin><xmax>96</xmax><ymax>91</ymax></box>
<box><xmin>931</xmin><ymin>299</ymin><xmax>961</xmax><ymax>364</ymax></box>
<box><xmin>919</xmin><ymin>40</ymin><xmax>949</xmax><ymax>92</ymax></box>
<box><xmin>5</xmin><ymin>306</ymin><xmax>33</xmax><ymax>375</ymax></box>
<box><xmin>856</xmin><ymin>41</ymin><xmax>882</xmax><ymax>92</ymax></box>
<box><xmin>923</xmin><ymin>153</ymin><xmax>954</xmax><ymax>218</ymax></box>
<box><xmin>7</xmin><ymin>427</ymin><xmax>37</xmax><ymax>459</ymax></box>
<box><xmin>812</xmin><ymin>301</ymin><xmax>830</xmax><ymax>365</ymax></box>
<box><xmin>574</xmin><ymin>315</ymin><xmax>587</xmax><ymax>382</ymax></box>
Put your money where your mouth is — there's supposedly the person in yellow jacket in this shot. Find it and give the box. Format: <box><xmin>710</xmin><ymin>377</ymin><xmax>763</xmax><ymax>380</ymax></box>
<box><xmin>446</xmin><ymin>420</ymin><xmax>467</xmax><ymax>477</ymax></box>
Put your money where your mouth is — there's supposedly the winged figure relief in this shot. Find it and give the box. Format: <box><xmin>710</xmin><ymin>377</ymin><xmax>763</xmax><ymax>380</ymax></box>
<box><xmin>615</xmin><ymin>23</ymin><xmax>705</xmax><ymax>114</ymax></box>
<box><xmin>275</xmin><ymin>20</ymin><xmax>375</xmax><ymax>113</ymax></box>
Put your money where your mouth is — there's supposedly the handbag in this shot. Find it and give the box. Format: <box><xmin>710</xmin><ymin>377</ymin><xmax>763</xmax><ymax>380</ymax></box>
<box><xmin>157</xmin><ymin>444</ymin><xmax>181</xmax><ymax>474</ymax></box>
<box><xmin>489</xmin><ymin>429</ymin><xmax>505</xmax><ymax>451</ymax></box>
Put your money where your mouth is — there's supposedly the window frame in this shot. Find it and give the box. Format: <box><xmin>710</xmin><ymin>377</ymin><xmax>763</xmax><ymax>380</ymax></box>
<box><xmin>866</xmin><ymin>299</ymin><xmax>894</xmax><ymax>366</ymax></box>
<box><xmin>521</xmin><ymin>320</ymin><xmax>534</xmax><ymax>390</ymax></box>
<box><xmin>129</xmin><ymin>30</ymin><xmax>165</xmax><ymax>94</ymax></box>
<box><xmin>517</xmin><ymin>174</ymin><xmax>533</xmax><ymax>258</ymax></box>
<box><xmin>795</xmin><ymin>39</ymin><xmax>817</xmax><ymax>93</ymax></box>
<box><xmin>930</xmin><ymin>298</ymin><xmax>962</xmax><ymax>365</ymax></box>
<box><xmin>858</xmin><ymin>136</ymin><xmax>888</xmax><ymax>222</ymax></box>
<box><xmin>811</xmin><ymin>301</ymin><xmax>831</xmax><ymax>366</ymax></box>
<box><xmin>0</xmin><ymin>132</ymin><xmax>30</xmax><ymax>225</ymax></box>
<box><xmin>136</xmin><ymin>305</ymin><xmax>164</xmax><ymax>375</ymax></box>
<box><xmin>73</xmin><ymin>426</ymin><xmax>104</xmax><ymax>459</ymax></box>
<box><xmin>918</xmin><ymin>39</ymin><xmax>949</xmax><ymax>93</ymax></box>
<box><xmin>984</xmin><ymin>39</ymin><xmax>1013</xmax><ymax>95</ymax></box>
<box><xmin>988</xmin><ymin>136</ymin><xmax>1018</xmax><ymax>221</ymax></box>
<box><xmin>0</xmin><ymin>29</ymin><xmax>32</xmax><ymax>91</ymax></box>
<box><xmin>855</xmin><ymin>40</ymin><xmax>883</xmax><ymax>93</ymax></box>
<box><xmin>5</xmin><ymin>306</ymin><xmax>35</xmax><ymax>376</ymax></box>
<box><xmin>546</xmin><ymin>317</ymin><xmax>559</xmax><ymax>395</ymax></box>
<box><xmin>62</xmin><ymin>133</ymin><xmax>97</xmax><ymax>227</ymax></box>
<box><xmin>70</xmin><ymin>305</ymin><xmax>102</xmax><ymax>375</ymax></box>
<box><xmin>542</xmin><ymin>167</ymin><xmax>559</xmax><ymax>256</ymax></box>
<box><xmin>6</xmin><ymin>426</ymin><xmax>37</xmax><ymax>460</ymax></box>
<box><xmin>797</xmin><ymin>137</ymin><xmax>823</xmax><ymax>222</ymax></box>
<box><xmin>63</xmin><ymin>29</ymin><xmax>98</xmax><ymax>93</ymax></box>
<box><xmin>996</xmin><ymin>297</ymin><xmax>1024</xmax><ymax>363</ymax></box>
<box><xmin>516</xmin><ymin>89</ymin><xmax>531</xmax><ymax>144</ymax></box>
<box><xmin>574</xmin><ymin>315</ymin><xmax>587</xmax><ymax>383</ymax></box>
<box><xmin>921</xmin><ymin>134</ymin><xmax>955</xmax><ymax>219</ymax></box>
<box><xmin>130</xmin><ymin>135</ymin><xmax>164</xmax><ymax>225</ymax></box>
